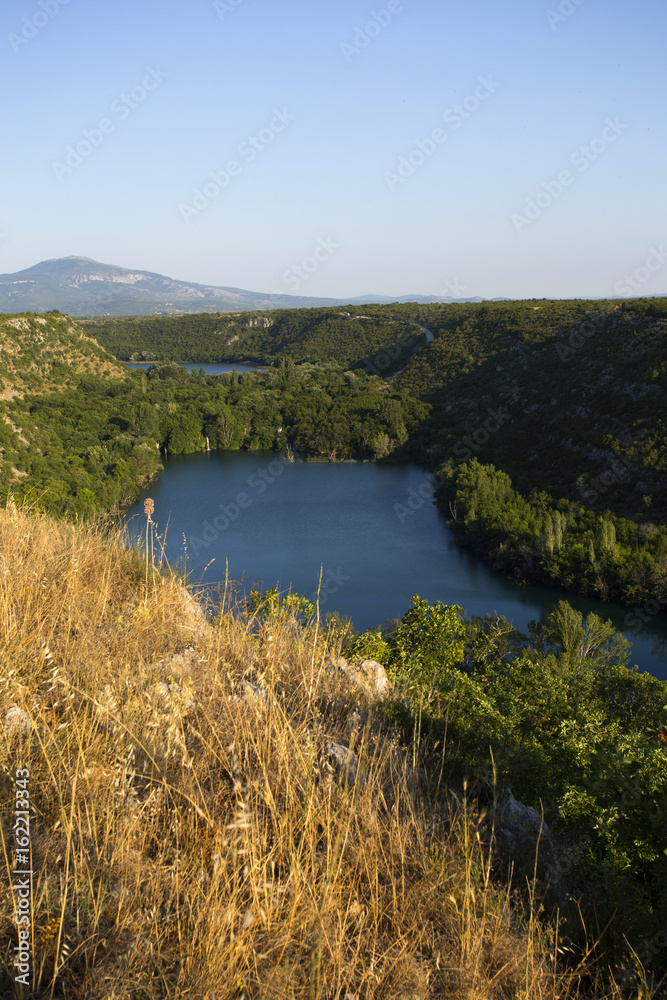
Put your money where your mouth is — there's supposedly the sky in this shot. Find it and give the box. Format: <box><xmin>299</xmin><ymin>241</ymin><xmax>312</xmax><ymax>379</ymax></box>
<box><xmin>1</xmin><ymin>0</ymin><xmax>665</xmax><ymax>301</ymax></box>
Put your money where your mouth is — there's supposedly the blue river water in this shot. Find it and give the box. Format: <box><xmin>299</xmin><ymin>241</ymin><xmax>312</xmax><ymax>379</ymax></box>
<box><xmin>127</xmin><ymin>362</ymin><xmax>262</xmax><ymax>375</ymax></box>
<box><xmin>124</xmin><ymin>450</ymin><xmax>667</xmax><ymax>680</ymax></box>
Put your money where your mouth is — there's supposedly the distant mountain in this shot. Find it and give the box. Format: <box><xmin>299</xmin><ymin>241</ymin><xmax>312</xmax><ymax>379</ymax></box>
<box><xmin>0</xmin><ymin>257</ymin><xmax>482</xmax><ymax>316</ymax></box>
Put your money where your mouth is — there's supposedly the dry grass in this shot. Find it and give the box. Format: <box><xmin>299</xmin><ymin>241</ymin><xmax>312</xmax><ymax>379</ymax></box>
<box><xmin>0</xmin><ymin>503</ymin><xmax>635</xmax><ymax>998</ymax></box>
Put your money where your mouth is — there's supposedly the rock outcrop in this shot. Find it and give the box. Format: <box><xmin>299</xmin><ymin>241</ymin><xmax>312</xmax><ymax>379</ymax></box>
<box><xmin>494</xmin><ymin>789</ymin><xmax>568</xmax><ymax>911</ymax></box>
<box><xmin>326</xmin><ymin>655</ymin><xmax>390</xmax><ymax>698</ymax></box>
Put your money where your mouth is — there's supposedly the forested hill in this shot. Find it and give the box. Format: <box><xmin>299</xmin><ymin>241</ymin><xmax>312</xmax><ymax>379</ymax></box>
<box><xmin>395</xmin><ymin>297</ymin><xmax>667</xmax><ymax>525</ymax></box>
<box><xmin>80</xmin><ymin>305</ymin><xmax>425</xmax><ymax>370</ymax></box>
<box><xmin>4</xmin><ymin>300</ymin><xmax>667</xmax><ymax>608</ymax></box>
<box><xmin>82</xmin><ymin>297</ymin><xmax>667</xmax><ymax>523</ymax></box>
<box><xmin>0</xmin><ymin>310</ymin><xmax>126</xmax><ymax>398</ymax></box>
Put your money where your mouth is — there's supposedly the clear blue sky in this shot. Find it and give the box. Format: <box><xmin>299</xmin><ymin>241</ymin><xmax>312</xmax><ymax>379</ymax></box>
<box><xmin>1</xmin><ymin>0</ymin><xmax>665</xmax><ymax>300</ymax></box>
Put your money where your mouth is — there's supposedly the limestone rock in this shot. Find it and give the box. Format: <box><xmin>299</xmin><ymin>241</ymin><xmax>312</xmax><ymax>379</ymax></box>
<box><xmin>495</xmin><ymin>789</ymin><xmax>567</xmax><ymax>909</ymax></box>
<box><xmin>241</xmin><ymin>681</ymin><xmax>270</xmax><ymax>704</ymax></box>
<box><xmin>356</xmin><ymin>659</ymin><xmax>390</xmax><ymax>696</ymax></box>
<box><xmin>325</xmin><ymin>742</ymin><xmax>359</xmax><ymax>787</ymax></box>
<box><xmin>327</xmin><ymin>655</ymin><xmax>390</xmax><ymax>698</ymax></box>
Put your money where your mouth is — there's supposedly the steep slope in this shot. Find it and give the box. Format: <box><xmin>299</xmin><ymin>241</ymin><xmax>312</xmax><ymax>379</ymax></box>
<box><xmin>0</xmin><ymin>311</ymin><xmax>126</xmax><ymax>399</ymax></box>
<box><xmin>0</xmin><ymin>311</ymin><xmax>132</xmax><ymax>505</ymax></box>
<box><xmin>398</xmin><ymin>297</ymin><xmax>667</xmax><ymax>522</ymax></box>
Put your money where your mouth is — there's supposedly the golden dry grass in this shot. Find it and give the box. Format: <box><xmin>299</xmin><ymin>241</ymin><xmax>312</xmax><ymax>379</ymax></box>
<box><xmin>0</xmin><ymin>503</ymin><xmax>636</xmax><ymax>998</ymax></box>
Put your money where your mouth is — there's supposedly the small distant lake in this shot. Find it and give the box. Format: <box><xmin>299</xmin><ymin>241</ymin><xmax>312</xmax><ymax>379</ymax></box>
<box><xmin>124</xmin><ymin>450</ymin><xmax>667</xmax><ymax>681</ymax></box>
<box><xmin>127</xmin><ymin>362</ymin><xmax>264</xmax><ymax>376</ymax></box>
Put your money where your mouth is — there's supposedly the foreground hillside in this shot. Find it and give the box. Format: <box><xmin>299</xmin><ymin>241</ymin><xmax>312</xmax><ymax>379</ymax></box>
<box><xmin>0</xmin><ymin>506</ymin><xmax>566</xmax><ymax>998</ymax></box>
<box><xmin>1</xmin><ymin>506</ymin><xmax>666</xmax><ymax>997</ymax></box>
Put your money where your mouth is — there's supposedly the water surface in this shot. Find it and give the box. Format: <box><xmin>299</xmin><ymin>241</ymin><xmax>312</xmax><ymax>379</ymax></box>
<box><xmin>127</xmin><ymin>362</ymin><xmax>263</xmax><ymax>375</ymax></box>
<box><xmin>124</xmin><ymin>450</ymin><xmax>667</xmax><ymax>679</ymax></box>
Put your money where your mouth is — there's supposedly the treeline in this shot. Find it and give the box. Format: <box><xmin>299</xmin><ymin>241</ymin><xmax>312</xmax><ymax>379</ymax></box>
<box><xmin>3</xmin><ymin>361</ymin><xmax>429</xmax><ymax>516</ymax></box>
<box><xmin>80</xmin><ymin>306</ymin><xmax>425</xmax><ymax>370</ymax></box>
<box><xmin>438</xmin><ymin>458</ymin><xmax>667</xmax><ymax>608</ymax></box>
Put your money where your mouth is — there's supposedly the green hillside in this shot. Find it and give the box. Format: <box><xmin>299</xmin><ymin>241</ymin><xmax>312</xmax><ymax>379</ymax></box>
<box><xmin>80</xmin><ymin>305</ymin><xmax>425</xmax><ymax>371</ymax></box>
<box><xmin>0</xmin><ymin>311</ymin><xmax>126</xmax><ymax>398</ymax></box>
<box><xmin>397</xmin><ymin>298</ymin><xmax>667</xmax><ymax>523</ymax></box>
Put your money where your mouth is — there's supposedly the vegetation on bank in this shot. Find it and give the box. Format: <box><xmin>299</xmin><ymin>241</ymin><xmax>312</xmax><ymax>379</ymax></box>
<box><xmin>1</xmin><ymin>505</ymin><xmax>666</xmax><ymax>997</ymax></box>
<box><xmin>4</xmin><ymin>297</ymin><xmax>667</xmax><ymax>616</ymax></box>
<box><xmin>437</xmin><ymin>458</ymin><xmax>667</xmax><ymax>608</ymax></box>
<box><xmin>80</xmin><ymin>305</ymin><xmax>425</xmax><ymax>371</ymax></box>
<box><xmin>81</xmin><ymin>297</ymin><xmax>667</xmax><ymax>525</ymax></box>
<box><xmin>1</xmin><ymin>361</ymin><xmax>428</xmax><ymax>516</ymax></box>
<box><xmin>347</xmin><ymin>596</ymin><xmax>667</xmax><ymax>989</ymax></box>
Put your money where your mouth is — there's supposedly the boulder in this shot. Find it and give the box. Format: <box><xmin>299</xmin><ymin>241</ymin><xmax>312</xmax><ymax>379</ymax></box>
<box><xmin>495</xmin><ymin>789</ymin><xmax>568</xmax><ymax>910</ymax></box>
<box><xmin>327</xmin><ymin>656</ymin><xmax>390</xmax><ymax>698</ymax></box>
<box><xmin>325</xmin><ymin>742</ymin><xmax>359</xmax><ymax>788</ymax></box>
<box><xmin>356</xmin><ymin>659</ymin><xmax>390</xmax><ymax>696</ymax></box>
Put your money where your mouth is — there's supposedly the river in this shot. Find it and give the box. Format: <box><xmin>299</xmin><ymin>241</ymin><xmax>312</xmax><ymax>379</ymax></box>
<box><xmin>127</xmin><ymin>362</ymin><xmax>262</xmax><ymax>376</ymax></box>
<box><xmin>124</xmin><ymin>450</ymin><xmax>667</xmax><ymax>679</ymax></box>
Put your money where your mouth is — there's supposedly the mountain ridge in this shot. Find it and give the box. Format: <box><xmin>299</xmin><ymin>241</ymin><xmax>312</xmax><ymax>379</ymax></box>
<box><xmin>0</xmin><ymin>256</ymin><xmax>483</xmax><ymax>316</ymax></box>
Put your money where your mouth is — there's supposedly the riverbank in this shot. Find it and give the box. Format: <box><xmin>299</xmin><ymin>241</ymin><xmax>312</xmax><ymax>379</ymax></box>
<box><xmin>123</xmin><ymin>449</ymin><xmax>667</xmax><ymax>678</ymax></box>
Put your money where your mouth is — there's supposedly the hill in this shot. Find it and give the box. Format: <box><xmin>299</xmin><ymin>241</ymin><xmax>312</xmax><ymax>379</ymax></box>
<box><xmin>395</xmin><ymin>297</ymin><xmax>667</xmax><ymax>521</ymax></box>
<box><xmin>0</xmin><ymin>311</ymin><xmax>126</xmax><ymax>400</ymax></box>
<box><xmin>0</xmin><ymin>312</ymin><xmax>133</xmax><ymax>509</ymax></box>
<box><xmin>1</xmin><ymin>505</ymin><xmax>665</xmax><ymax>996</ymax></box>
<box><xmin>0</xmin><ymin>257</ymin><xmax>476</xmax><ymax>317</ymax></box>
<box><xmin>80</xmin><ymin>304</ymin><xmax>426</xmax><ymax>369</ymax></box>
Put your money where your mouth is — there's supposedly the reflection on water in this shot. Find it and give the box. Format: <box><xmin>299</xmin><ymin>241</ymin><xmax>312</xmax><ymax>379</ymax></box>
<box><xmin>124</xmin><ymin>450</ymin><xmax>667</xmax><ymax>680</ymax></box>
<box><xmin>127</xmin><ymin>362</ymin><xmax>263</xmax><ymax>375</ymax></box>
